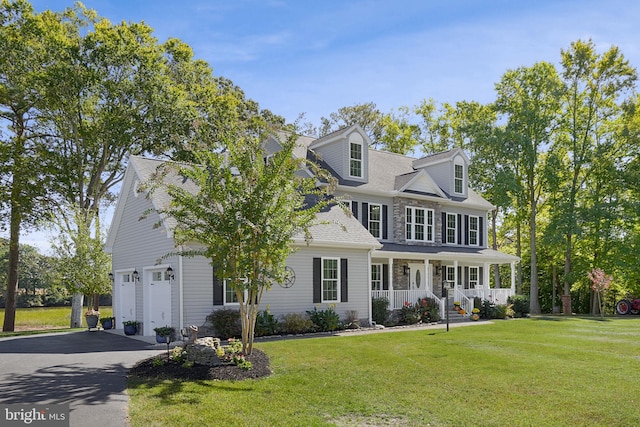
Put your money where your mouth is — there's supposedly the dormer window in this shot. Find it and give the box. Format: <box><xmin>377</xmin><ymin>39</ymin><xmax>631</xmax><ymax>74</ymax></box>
<box><xmin>454</xmin><ymin>163</ymin><xmax>464</xmax><ymax>194</ymax></box>
<box><xmin>349</xmin><ymin>141</ymin><xmax>362</xmax><ymax>178</ymax></box>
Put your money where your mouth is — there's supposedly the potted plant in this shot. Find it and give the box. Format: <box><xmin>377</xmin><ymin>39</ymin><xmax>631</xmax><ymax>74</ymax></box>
<box><xmin>85</xmin><ymin>308</ymin><xmax>100</xmax><ymax>329</ymax></box>
<box><xmin>153</xmin><ymin>325</ymin><xmax>174</xmax><ymax>344</ymax></box>
<box><xmin>100</xmin><ymin>316</ymin><xmax>115</xmax><ymax>330</ymax></box>
<box><xmin>123</xmin><ymin>320</ymin><xmax>138</xmax><ymax>336</ymax></box>
<box><xmin>471</xmin><ymin>308</ymin><xmax>480</xmax><ymax>321</ymax></box>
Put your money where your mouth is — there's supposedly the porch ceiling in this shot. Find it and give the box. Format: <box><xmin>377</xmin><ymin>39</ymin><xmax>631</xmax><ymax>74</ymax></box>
<box><xmin>374</xmin><ymin>243</ymin><xmax>519</xmax><ymax>264</ymax></box>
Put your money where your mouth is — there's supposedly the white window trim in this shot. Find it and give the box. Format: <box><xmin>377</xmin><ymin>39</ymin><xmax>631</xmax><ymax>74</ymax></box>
<box><xmin>469</xmin><ymin>215</ymin><xmax>479</xmax><ymax>246</ymax></box>
<box><xmin>446</xmin><ymin>266</ymin><xmax>456</xmax><ymax>283</ymax></box>
<box><xmin>349</xmin><ymin>141</ymin><xmax>363</xmax><ymax>178</ymax></box>
<box><xmin>321</xmin><ymin>257</ymin><xmax>341</xmax><ymax>303</ymax></box>
<box><xmin>371</xmin><ymin>263</ymin><xmax>382</xmax><ymax>290</ymax></box>
<box><xmin>406</xmin><ymin>207</ymin><xmax>434</xmax><ymax>242</ymax></box>
<box><xmin>369</xmin><ymin>203</ymin><xmax>382</xmax><ymax>239</ymax></box>
<box><xmin>446</xmin><ymin>213</ymin><xmax>457</xmax><ymax>245</ymax></box>
<box><xmin>223</xmin><ymin>278</ymin><xmax>248</xmax><ymax>306</ymax></box>
<box><xmin>454</xmin><ymin>162</ymin><xmax>465</xmax><ymax>194</ymax></box>
<box><xmin>469</xmin><ymin>266</ymin><xmax>479</xmax><ymax>289</ymax></box>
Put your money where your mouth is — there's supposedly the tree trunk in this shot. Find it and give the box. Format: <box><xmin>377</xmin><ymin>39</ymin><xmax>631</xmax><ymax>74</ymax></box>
<box><xmin>516</xmin><ymin>222</ymin><xmax>522</xmax><ymax>294</ymax></box>
<box><xmin>529</xmin><ymin>197</ymin><xmax>541</xmax><ymax>315</ymax></box>
<box><xmin>562</xmin><ymin>233</ymin><xmax>572</xmax><ymax>314</ymax></box>
<box><xmin>2</xmin><ymin>204</ymin><xmax>21</xmax><ymax>332</ymax></box>
<box><xmin>70</xmin><ymin>293</ymin><xmax>84</xmax><ymax>328</ymax></box>
<box><xmin>552</xmin><ymin>265</ymin><xmax>559</xmax><ymax>313</ymax></box>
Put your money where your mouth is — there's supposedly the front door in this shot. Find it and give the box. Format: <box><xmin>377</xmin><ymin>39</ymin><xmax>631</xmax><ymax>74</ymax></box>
<box><xmin>144</xmin><ymin>270</ymin><xmax>172</xmax><ymax>335</ymax></box>
<box><xmin>409</xmin><ymin>262</ymin><xmax>425</xmax><ymax>290</ymax></box>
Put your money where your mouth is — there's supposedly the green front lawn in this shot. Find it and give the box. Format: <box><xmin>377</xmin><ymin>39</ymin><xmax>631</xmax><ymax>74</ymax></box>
<box><xmin>0</xmin><ymin>306</ymin><xmax>113</xmax><ymax>334</ymax></box>
<box><xmin>128</xmin><ymin>317</ymin><xmax>640</xmax><ymax>426</ymax></box>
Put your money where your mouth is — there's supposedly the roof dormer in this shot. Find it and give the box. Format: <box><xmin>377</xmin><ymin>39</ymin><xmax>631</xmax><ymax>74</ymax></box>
<box><xmin>309</xmin><ymin>125</ymin><xmax>370</xmax><ymax>183</ymax></box>
<box><xmin>412</xmin><ymin>148</ymin><xmax>470</xmax><ymax>199</ymax></box>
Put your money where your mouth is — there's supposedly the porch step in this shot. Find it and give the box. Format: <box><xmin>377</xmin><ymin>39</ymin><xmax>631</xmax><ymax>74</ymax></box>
<box><xmin>441</xmin><ymin>311</ymin><xmax>471</xmax><ymax>323</ymax></box>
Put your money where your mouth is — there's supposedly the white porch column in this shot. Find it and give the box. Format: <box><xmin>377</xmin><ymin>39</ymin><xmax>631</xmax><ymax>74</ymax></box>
<box><xmin>388</xmin><ymin>257</ymin><xmax>394</xmax><ymax>310</ymax></box>
<box><xmin>483</xmin><ymin>262</ymin><xmax>490</xmax><ymax>299</ymax></box>
<box><xmin>510</xmin><ymin>261</ymin><xmax>516</xmax><ymax>293</ymax></box>
<box><xmin>453</xmin><ymin>260</ymin><xmax>459</xmax><ymax>290</ymax></box>
<box><xmin>367</xmin><ymin>249</ymin><xmax>373</xmax><ymax>326</ymax></box>
<box><xmin>424</xmin><ymin>259</ymin><xmax>430</xmax><ymax>293</ymax></box>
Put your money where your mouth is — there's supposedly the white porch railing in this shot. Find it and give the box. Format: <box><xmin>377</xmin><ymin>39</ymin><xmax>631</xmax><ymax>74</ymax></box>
<box><xmin>462</xmin><ymin>288</ymin><xmax>514</xmax><ymax>305</ymax></box>
<box><xmin>372</xmin><ymin>289</ymin><xmax>441</xmax><ymax>310</ymax></box>
<box><xmin>452</xmin><ymin>288</ymin><xmax>472</xmax><ymax>315</ymax></box>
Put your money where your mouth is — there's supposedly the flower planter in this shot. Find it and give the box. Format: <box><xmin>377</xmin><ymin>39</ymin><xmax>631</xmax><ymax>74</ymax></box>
<box><xmin>85</xmin><ymin>315</ymin><xmax>99</xmax><ymax>329</ymax></box>
<box><xmin>100</xmin><ymin>318</ymin><xmax>114</xmax><ymax>330</ymax></box>
<box><xmin>123</xmin><ymin>324</ymin><xmax>137</xmax><ymax>335</ymax></box>
<box><xmin>155</xmin><ymin>334</ymin><xmax>167</xmax><ymax>344</ymax></box>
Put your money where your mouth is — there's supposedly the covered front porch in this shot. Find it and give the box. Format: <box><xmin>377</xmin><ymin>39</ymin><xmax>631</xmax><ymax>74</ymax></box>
<box><xmin>370</xmin><ymin>245</ymin><xmax>520</xmax><ymax>317</ymax></box>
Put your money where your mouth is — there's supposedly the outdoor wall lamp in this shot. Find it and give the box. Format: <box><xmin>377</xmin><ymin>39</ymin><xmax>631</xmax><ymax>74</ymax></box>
<box><xmin>132</xmin><ymin>269</ymin><xmax>140</xmax><ymax>283</ymax></box>
<box><xmin>109</xmin><ymin>272</ymin><xmax>114</xmax><ymax>282</ymax></box>
<box><xmin>166</xmin><ymin>266</ymin><xmax>175</xmax><ymax>280</ymax></box>
<box><xmin>435</xmin><ymin>265</ymin><xmax>442</xmax><ymax>275</ymax></box>
<box><xmin>403</xmin><ymin>265</ymin><xmax>409</xmax><ymax>276</ymax></box>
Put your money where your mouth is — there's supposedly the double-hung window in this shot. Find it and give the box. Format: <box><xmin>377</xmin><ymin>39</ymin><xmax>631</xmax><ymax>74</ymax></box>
<box><xmin>224</xmin><ymin>278</ymin><xmax>248</xmax><ymax>305</ymax></box>
<box><xmin>369</xmin><ymin>204</ymin><xmax>382</xmax><ymax>239</ymax></box>
<box><xmin>349</xmin><ymin>142</ymin><xmax>362</xmax><ymax>178</ymax></box>
<box><xmin>322</xmin><ymin>258</ymin><xmax>340</xmax><ymax>302</ymax></box>
<box><xmin>469</xmin><ymin>215</ymin><xmax>479</xmax><ymax>246</ymax></box>
<box><xmin>446</xmin><ymin>213</ymin><xmax>457</xmax><ymax>244</ymax></box>
<box><xmin>469</xmin><ymin>266</ymin><xmax>479</xmax><ymax>289</ymax></box>
<box><xmin>454</xmin><ymin>164</ymin><xmax>464</xmax><ymax>194</ymax></box>
<box><xmin>406</xmin><ymin>207</ymin><xmax>434</xmax><ymax>242</ymax></box>
<box><xmin>371</xmin><ymin>264</ymin><xmax>382</xmax><ymax>290</ymax></box>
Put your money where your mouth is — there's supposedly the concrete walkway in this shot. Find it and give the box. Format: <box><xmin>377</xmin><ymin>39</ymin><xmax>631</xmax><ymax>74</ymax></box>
<box><xmin>0</xmin><ymin>330</ymin><xmax>164</xmax><ymax>427</ymax></box>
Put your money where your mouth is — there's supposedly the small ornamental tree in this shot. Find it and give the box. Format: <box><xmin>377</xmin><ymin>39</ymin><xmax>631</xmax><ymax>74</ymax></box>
<box><xmin>148</xmin><ymin>125</ymin><xmax>335</xmax><ymax>355</ymax></box>
<box><xmin>587</xmin><ymin>268</ymin><xmax>612</xmax><ymax>318</ymax></box>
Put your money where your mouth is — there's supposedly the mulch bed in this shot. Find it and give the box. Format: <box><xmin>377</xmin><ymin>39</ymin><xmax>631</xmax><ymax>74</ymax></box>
<box><xmin>128</xmin><ymin>349</ymin><xmax>272</xmax><ymax>381</ymax></box>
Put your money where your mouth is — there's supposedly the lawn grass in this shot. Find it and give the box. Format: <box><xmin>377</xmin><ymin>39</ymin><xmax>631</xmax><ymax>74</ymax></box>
<box><xmin>127</xmin><ymin>317</ymin><xmax>640</xmax><ymax>427</ymax></box>
<box><xmin>0</xmin><ymin>306</ymin><xmax>112</xmax><ymax>334</ymax></box>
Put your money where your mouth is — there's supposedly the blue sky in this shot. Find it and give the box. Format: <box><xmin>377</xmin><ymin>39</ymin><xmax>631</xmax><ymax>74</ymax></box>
<box><xmin>21</xmin><ymin>0</ymin><xmax>640</xmax><ymax>251</ymax></box>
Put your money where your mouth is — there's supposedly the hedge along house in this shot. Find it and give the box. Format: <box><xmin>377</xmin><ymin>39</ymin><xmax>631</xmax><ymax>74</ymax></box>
<box><xmin>106</xmin><ymin>125</ymin><xmax>518</xmax><ymax>336</ymax></box>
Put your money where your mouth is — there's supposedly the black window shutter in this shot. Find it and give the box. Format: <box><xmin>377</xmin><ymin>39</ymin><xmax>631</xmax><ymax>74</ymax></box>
<box><xmin>457</xmin><ymin>266</ymin><xmax>462</xmax><ymax>286</ymax></box>
<box><xmin>352</xmin><ymin>201</ymin><xmax>359</xmax><ymax>219</ymax></box>
<box><xmin>213</xmin><ymin>267</ymin><xmax>223</xmax><ymax>306</ymax></box>
<box><xmin>464</xmin><ymin>215</ymin><xmax>469</xmax><ymax>245</ymax></box>
<box><xmin>382</xmin><ymin>264</ymin><xmax>389</xmax><ymax>290</ymax></box>
<box><xmin>441</xmin><ymin>212</ymin><xmax>446</xmax><ymax>243</ymax></box>
<box><xmin>464</xmin><ymin>266</ymin><xmax>469</xmax><ymax>288</ymax></box>
<box><xmin>479</xmin><ymin>216</ymin><xmax>484</xmax><ymax>247</ymax></box>
<box><xmin>313</xmin><ymin>258</ymin><xmax>321</xmax><ymax>303</ymax></box>
<box><xmin>341</xmin><ymin>258</ymin><xmax>348</xmax><ymax>302</ymax></box>
<box><xmin>457</xmin><ymin>214</ymin><xmax>462</xmax><ymax>245</ymax></box>
<box><xmin>479</xmin><ymin>267</ymin><xmax>484</xmax><ymax>287</ymax></box>
<box><xmin>362</xmin><ymin>202</ymin><xmax>369</xmax><ymax>230</ymax></box>
<box><xmin>382</xmin><ymin>205</ymin><xmax>388</xmax><ymax>240</ymax></box>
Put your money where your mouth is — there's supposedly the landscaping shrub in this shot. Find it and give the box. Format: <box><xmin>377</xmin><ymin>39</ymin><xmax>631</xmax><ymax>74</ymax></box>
<box><xmin>279</xmin><ymin>313</ymin><xmax>316</xmax><ymax>334</ymax></box>
<box><xmin>508</xmin><ymin>295</ymin><xmax>530</xmax><ymax>317</ymax></box>
<box><xmin>207</xmin><ymin>308</ymin><xmax>242</xmax><ymax>339</ymax></box>
<box><xmin>492</xmin><ymin>304</ymin><xmax>515</xmax><ymax>319</ymax></box>
<box><xmin>480</xmin><ymin>299</ymin><xmax>496</xmax><ymax>319</ymax></box>
<box><xmin>418</xmin><ymin>297</ymin><xmax>440</xmax><ymax>323</ymax></box>
<box><xmin>255</xmin><ymin>309</ymin><xmax>279</xmax><ymax>337</ymax></box>
<box><xmin>307</xmin><ymin>305</ymin><xmax>341</xmax><ymax>332</ymax></box>
<box><xmin>371</xmin><ymin>297</ymin><xmax>390</xmax><ymax>325</ymax></box>
<box><xmin>474</xmin><ymin>297</ymin><xmax>482</xmax><ymax>310</ymax></box>
<box><xmin>399</xmin><ymin>301</ymin><xmax>422</xmax><ymax>325</ymax></box>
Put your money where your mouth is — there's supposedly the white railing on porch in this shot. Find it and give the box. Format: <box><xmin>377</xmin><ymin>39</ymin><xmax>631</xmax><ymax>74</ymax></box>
<box><xmin>372</xmin><ymin>289</ymin><xmax>441</xmax><ymax>311</ymax></box>
<box><xmin>452</xmin><ymin>288</ymin><xmax>472</xmax><ymax>315</ymax></box>
<box><xmin>462</xmin><ymin>288</ymin><xmax>514</xmax><ymax>305</ymax></box>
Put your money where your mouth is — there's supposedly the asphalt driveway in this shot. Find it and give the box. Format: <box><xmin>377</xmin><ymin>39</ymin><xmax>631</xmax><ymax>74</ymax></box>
<box><xmin>0</xmin><ymin>331</ymin><xmax>163</xmax><ymax>427</ymax></box>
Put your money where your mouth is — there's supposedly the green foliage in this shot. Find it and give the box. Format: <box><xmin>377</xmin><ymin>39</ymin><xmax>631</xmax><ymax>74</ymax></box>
<box><xmin>492</xmin><ymin>304</ymin><xmax>515</xmax><ymax>319</ymax></box>
<box><xmin>418</xmin><ymin>297</ymin><xmax>440</xmax><ymax>323</ymax></box>
<box><xmin>123</xmin><ymin>320</ymin><xmax>138</xmax><ymax>327</ymax></box>
<box><xmin>255</xmin><ymin>309</ymin><xmax>279</xmax><ymax>337</ymax></box>
<box><xmin>398</xmin><ymin>301</ymin><xmax>421</xmax><ymax>325</ymax></box>
<box><xmin>479</xmin><ymin>299</ymin><xmax>495</xmax><ymax>319</ymax></box>
<box><xmin>207</xmin><ymin>308</ymin><xmax>242</xmax><ymax>339</ymax></box>
<box><xmin>169</xmin><ymin>346</ymin><xmax>187</xmax><ymax>363</ymax></box>
<box><xmin>371</xmin><ymin>297</ymin><xmax>390</xmax><ymax>325</ymax></box>
<box><xmin>306</xmin><ymin>305</ymin><xmax>340</xmax><ymax>332</ymax></box>
<box><xmin>153</xmin><ymin>325</ymin><xmax>174</xmax><ymax>337</ymax></box>
<box><xmin>218</xmin><ymin>338</ymin><xmax>252</xmax><ymax>370</ymax></box>
<box><xmin>278</xmin><ymin>313</ymin><xmax>316</xmax><ymax>335</ymax></box>
<box><xmin>508</xmin><ymin>295</ymin><xmax>530</xmax><ymax>317</ymax></box>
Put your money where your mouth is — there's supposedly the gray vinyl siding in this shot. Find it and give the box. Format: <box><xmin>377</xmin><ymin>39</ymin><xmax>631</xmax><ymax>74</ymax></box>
<box><xmin>110</xmin><ymin>175</ymin><xmax>178</xmax><ymax>333</ymax></box>
<box><xmin>314</xmin><ymin>133</ymin><xmax>368</xmax><ymax>183</ymax></box>
<box><xmin>260</xmin><ymin>246</ymin><xmax>371</xmax><ymax>322</ymax></box>
<box><xmin>337</xmin><ymin>192</ymin><xmax>392</xmax><ymax>242</ymax></box>
<box><xmin>423</xmin><ymin>162</ymin><xmax>451</xmax><ymax>194</ymax></box>
<box><xmin>181</xmin><ymin>255</ymin><xmax>215</xmax><ymax>327</ymax></box>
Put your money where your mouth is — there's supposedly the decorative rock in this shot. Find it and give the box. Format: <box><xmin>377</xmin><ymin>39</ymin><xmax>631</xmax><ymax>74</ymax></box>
<box><xmin>185</xmin><ymin>337</ymin><xmax>222</xmax><ymax>366</ymax></box>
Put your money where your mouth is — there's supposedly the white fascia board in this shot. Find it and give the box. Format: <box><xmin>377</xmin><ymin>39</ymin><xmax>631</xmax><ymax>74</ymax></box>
<box><xmin>292</xmin><ymin>238</ymin><xmax>382</xmax><ymax>250</ymax></box>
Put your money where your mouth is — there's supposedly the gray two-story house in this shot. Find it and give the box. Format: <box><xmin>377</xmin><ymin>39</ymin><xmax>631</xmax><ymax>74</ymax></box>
<box><xmin>106</xmin><ymin>125</ymin><xmax>517</xmax><ymax>336</ymax></box>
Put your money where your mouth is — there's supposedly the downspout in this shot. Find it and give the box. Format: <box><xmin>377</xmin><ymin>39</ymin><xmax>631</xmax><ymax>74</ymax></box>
<box><xmin>367</xmin><ymin>249</ymin><xmax>374</xmax><ymax>326</ymax></box>
<box><xmin>178</xmin><ymin>250</ymin><xmax>184</xmax><ymax>331</ymax></box>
